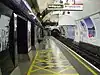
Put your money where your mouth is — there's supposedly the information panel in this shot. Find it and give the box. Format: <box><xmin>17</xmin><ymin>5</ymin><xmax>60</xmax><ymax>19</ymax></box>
<box><xmin>47</xmin><ymin>3</ymin><xmax>83</xmax><ymax>11</ymax></box>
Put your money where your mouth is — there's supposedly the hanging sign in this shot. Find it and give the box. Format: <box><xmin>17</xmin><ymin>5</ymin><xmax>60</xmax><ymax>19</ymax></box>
<box><xmin>47</xmin><ymin>3</ymin><xmax>83</xmax><ymax>11</ymax></box>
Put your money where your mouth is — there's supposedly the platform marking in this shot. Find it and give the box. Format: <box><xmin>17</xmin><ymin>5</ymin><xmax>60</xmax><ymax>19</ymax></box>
<box><xmin>39</xmin><ymin>74</ymin><xmax>79</xmax><ymax>75</ymax></box>
<box><xmin>27</xmin><ymin>49</ymin><xmax>79</xmax><ymax>75</ymax></box>
<box><xmin>31</xmin><ymin>68</ymin><xmax>40</xmax><ymax>73</ymax></box>
<box><xmin>34</xmin><ymin>65</ymin><xmax>59</xmax><ymax>74</ymax></box>
<box><xmin>68</xmin><ymin>50</ymin><xmax>98</xmax><ymax>75</ymax></box>
<box><xmin>61</xmin><ymin>42</ymin><xmax>98</xmax><ymax>75</ymax></box>
<box><xmin>27</xmin><ymin>51</ymin><xmax>39</xmax><ymax>75</ymax></box>
<box><xmin>52</xmin><ymin>36</ymin><xmax>99</xmax><ymax>75</ymax></box>
<box><xmin>58</xmin><ymin>66</ymin><xmax>75</xmax><ymax>73</ymax></box>
<box><xmin>31</xmin><ymin>66</ymin><xmax>51</xmax><ymax>73</ymax></box>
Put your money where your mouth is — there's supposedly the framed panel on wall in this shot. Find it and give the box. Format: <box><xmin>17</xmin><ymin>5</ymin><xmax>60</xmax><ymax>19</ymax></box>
<box><xmin>90</xmin><ymin>13</ymin><xmax>100</xmax><ymax>38</ymax></box>
<box><xmin>90</xmin><ymin>13</ymin><xmax>100</xmax><ymax>46</ymax></box>
<box><xmin>84</xmin><ymin>17</ymin><xmax>96</xmax><ymax>38</ymax></box>
<box><xmin>0</xmin><ymin>15</ymin><xmax>10</xmax><ymax>52</ymax></box>
<box><xmin>78</xmin><ymin>20</ymin><xmax>88</xmax><ymax>42</ymax></box>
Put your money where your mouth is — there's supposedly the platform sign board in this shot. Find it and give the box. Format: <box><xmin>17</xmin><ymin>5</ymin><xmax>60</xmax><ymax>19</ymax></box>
<box><xmin>47</xmin><ymin>3</ymin><xmax>83</xmax><ymax>11</ymax></box>
<box><xmin>64</xmin><ymin>4</ymin><xmax>83</xmax><ymax>11</ymax></box>
<box><xmin>47</xmin><ymin>4</ymin><xmax>63</xmax><ymax>11</ymax></box>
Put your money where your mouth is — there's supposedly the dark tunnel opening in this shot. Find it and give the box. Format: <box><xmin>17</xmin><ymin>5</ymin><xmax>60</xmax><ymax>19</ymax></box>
<box><xmin>51</xmin><ymin>29</ymin><xmax>61</xmax><ymax>38</ymax></box>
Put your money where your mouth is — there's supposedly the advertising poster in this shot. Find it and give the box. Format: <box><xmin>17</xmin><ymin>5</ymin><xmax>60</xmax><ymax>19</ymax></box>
<box><xmin>0</xmin><ymin>15</ymin><xmax>10</xmax><ymax>52</ymax></box>
<box><xmin>84</xmin><ymin>17</ymin><xmax>96</xmax><ymax>38</ymax></box>
<box><xmin>78</xmin><ymin>20</ymin><xmax>88</xmax><ymax>42</ymax></box>
<box><xmin>90</xmin><ymin>13</ymin><xmax>100</xmax><ymax>38</ymax></box>
<box><xmin>90</xmin><ymin>13</ymin><xmax>100</xmax><ymax>46</ymax></box>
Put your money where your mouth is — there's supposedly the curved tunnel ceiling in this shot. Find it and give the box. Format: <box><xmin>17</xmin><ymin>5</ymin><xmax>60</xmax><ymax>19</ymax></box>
<box><xmin>43</xmin><ymin>0</ymin><xmax>100</xmax><ymax>22</ymax></box>
<box><xmin>26</xmin><ymin>0</ymin><xmax>54</xmax><ymax>19</ymax></box>
<box><xmin>1</xmin><ymin>0</ymin><xmax>100</xmax><ymax>23</ymax></box>
<box><xmin>27</xmin><ymin>0</ymin><xmax>100</xmax><ymax>22</ymax></box>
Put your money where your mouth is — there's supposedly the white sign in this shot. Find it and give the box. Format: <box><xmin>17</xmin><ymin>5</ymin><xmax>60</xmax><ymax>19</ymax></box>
<box><xmin>48</xmin><ymin>4</ymin><xmax>63</xmax><ymax>8</ymax></box>
<box><xmin>47</xmin><ymin>3</ymin><xmax>83</xmax><ymax>11</ymax></box>
<box><xmin>64</xmin><ymin>4</ymin><xmax>83</xmax><ymax>11</ymax></box>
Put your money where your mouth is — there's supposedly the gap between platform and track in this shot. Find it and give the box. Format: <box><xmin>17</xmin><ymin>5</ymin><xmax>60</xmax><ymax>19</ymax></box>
<box><xmin>27</xmin><ymin>48</ymin><xmax>98</xmax><ymax>75</ymax></box>
<box><xmin>27</xmin><ymin>37</ymin><xmax>100</xmax><ymax>75</ymax></box>
<box><xmin>52</xmin><ymin>37</ymin><xmax>100</xmax><ymax>75</ymax></box>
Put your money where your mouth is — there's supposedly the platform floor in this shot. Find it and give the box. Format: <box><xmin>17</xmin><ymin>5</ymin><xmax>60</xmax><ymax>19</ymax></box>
<box><xmin>27</xmin><ymin>49</ymin><xmax>79</xmax><ymax>75</ymax></box>
<box><xmin>9</xmin><ymin>36</ymin><xmax>100</xmax><ymax>75</ymax></box>
<box><xmin>27</xmin><ymin>37</ymin><xmax>78</xmax><ymax>75</ymax></box>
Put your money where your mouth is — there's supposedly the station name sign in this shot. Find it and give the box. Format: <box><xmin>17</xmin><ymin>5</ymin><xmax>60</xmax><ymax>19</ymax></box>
<box><xmin>47</xmin><ymin>3</ymin><xmax>83</xmax><ymax>11</ymax></box>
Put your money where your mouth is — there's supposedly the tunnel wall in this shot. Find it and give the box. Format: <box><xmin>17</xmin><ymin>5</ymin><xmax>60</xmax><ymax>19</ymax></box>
<box><xmin>75</xmin><ymin>12</ymin><xmax>100</xmax><ymax>47</ymax></box>
<box><xmin>0</xmin><ymin>4</ymin><xmax>15</xmax><ymax>74</ymax></box>
<box><xmin>58</xmin><ymin>15</ymin><xmax>76</xmax><ymax>25</ymax></box>
<box><xmin>57</xmin><ymin>12</ymin><xmax>100</xmax><ymax>48</ymax></box>
<box><xmin>58</xmin><ymin>15</ymin><xmax>76</xmax><ymax>40</ymax></box>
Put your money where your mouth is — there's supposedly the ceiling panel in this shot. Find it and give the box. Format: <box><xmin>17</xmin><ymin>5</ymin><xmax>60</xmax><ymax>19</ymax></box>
<box><xmin>37</xmin><ymin>0</ymin><xmax>54</xmax><ymax>13</ymax></box>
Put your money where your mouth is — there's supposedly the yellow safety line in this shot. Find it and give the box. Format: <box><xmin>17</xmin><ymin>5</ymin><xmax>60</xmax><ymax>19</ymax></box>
<box><xmin>58</xmin><ymin>66</ymin><xmax>76</xmax><ymax>73</ymax></box>
<box><xmin>27</xmin><ymin>51</ymin><xmax>39</xmax><ymax>75</ymax></box>
<box><xmin>31</xmin><ymin>68</ymin><xmax>40</xmax><ymax>73</ymax></box>
<box><xmin>34</xmin><ymin>65</ymin><xmax>59</xmax><ymax>75</ymax></box>
<box><xmin>38</xmin><ymin>50</ymin><xmax>52</xmax><ymax>52</ymax></box>
<box><xmin>35</xmin><ymin>50</ymin><xmax>52</xmax><ymax>64</ymax></box>
<box><xmin>68</xmin><ymin>49</ymin><xmax>98</xmax><ymax>75</ymax></box>
<box><xmin>28</xmin><ymin>48</ymin><xmax>81</xmax><ymax>75</ymax></box>
<box><xmin>61</xmin><ymin>74</ymin><xmax>79</xmax><ymax>75</ymax></box>
<box><xmin>28</xmin><ymin>49</ymin><xmax>53</xmax><ymax>74</ymax></box>
<box><xmin>37</xmin><ymin>56</ymin><xmax>48</xmax><ymax>60</ymax></box>
<box><xmin>31</xmin><ymin>66</ymin><xmax>50</xmax><ymax>73</ymax></box>
<box><xmin>53</xmin><ymin>37</ymin><xmax>99</xmax><ymax>74</ymax></box>
<box><xmin>47</xmin><ymin>62</ymin><xmax>53</xmax><ymax>65</ymax></box>
<box><xmin>48</xmin><ymin>50</ymin><xmax>51</xmax><ymax>62</ymax></box>
<box><xmin>28</xmin><ymin>49</ymin><xmax>60</xmax><ymax>75</ymax></box>
<box><xmin>35</xmin><ymin>59</ymin><xmax>49</xmax><ymax>63</ymax></box>
<box><xmin>45</xmin><ymin>65</ymin><xmax>68</xmax><ymax>68</ymax></box>
<box><xmin>37</xmin><ymin>74</ymin><xmax>79</xmax><ymax>75</ymax></box>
